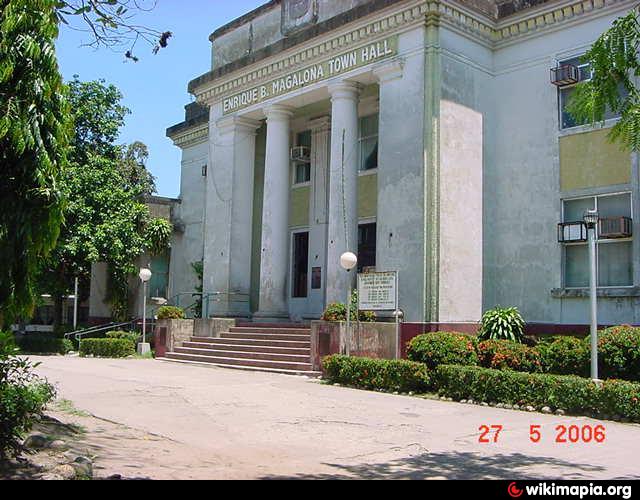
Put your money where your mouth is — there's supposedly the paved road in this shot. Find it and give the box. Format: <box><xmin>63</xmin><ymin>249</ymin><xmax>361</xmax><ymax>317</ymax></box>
<box><xmin>33</xmin><ymin>356</ymin><xmax>640</xmax><ymax>480</ymax></box>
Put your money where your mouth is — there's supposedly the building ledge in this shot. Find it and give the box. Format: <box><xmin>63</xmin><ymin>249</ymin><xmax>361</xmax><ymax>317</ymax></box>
<box><xmin>551</xmin><ymin>287</ymin><xmax>640</xmax><ymax>299</ymax></box>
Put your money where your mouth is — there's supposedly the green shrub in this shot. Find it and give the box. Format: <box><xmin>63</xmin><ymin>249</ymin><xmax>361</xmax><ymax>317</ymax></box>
<box><xmin>0</xmin><ymin>342</ymin><xmax>56</xmax><ymax>458</ymax></box>
<box><xmin>321</xmin><ymin>290</ymin><xmax>376</xmax><ymax>322</ymax></box>
<box><xmin>599</xmin><ymin>379</ymin><xmax>640</xmax><ymax>421</ymax></box>
<box><xmin>595</xmin><ymin>326</ymin><xmax>640</xmax><ymax>382</ymax></box>
<box><xmin>0</xmin><ymin>331</ymin><xmax>17</xmax><ymax>356</ymax></box>
<box><xmin>477</xmin><ymin>340</ymin><xmax>542</xmax><ymax>373</ymax></box>
<box><xmin>537</xmin><ymin>336</ymin><xmax>590</xmax><ymax>377</ymax></box>
<box><xmin>156</xmin><ymin>306</ymin><xmax>185</xmax><ymax>320</ymax></box>
<box><xmin>407</xmin><ymin>332</ymin><xmax>478</xmax><ymax>370</ymax></box>
<box><xmin>322</xmin><ymin>355</ymin><xmax>430</xmax><ymax>393</ymax></box>
<box><xmin>79</xmin><ymin>338</ymin><xmax>135</xmax><ymax>358</ymax></box>
<box><xmin>478</xmin><ymin>306</ymin><xmax>525</xmax><ymax>342</ymax></box>
<box><xmin>106</xmin><ymin>330</ymin><xmax>140</xmax><ymax>344</ymax></box>
<box><xmin>434</xmin><ymin>364</ymin><xmax>640</xmax><ymax>422</ymax></box>
<box><xmin>14</xmin><ymin>334</ymin><xmax>74</xmax><ymax>355</ymax></box>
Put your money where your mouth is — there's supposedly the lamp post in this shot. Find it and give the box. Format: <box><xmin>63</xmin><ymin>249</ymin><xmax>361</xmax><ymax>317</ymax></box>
<box><xmin>138</xmin><ymin>268</ymin><xmax>152</xmax><ymax>356</ymax></box>
<box><xmin>73</xmin><ymin>277</ymin><xmax>79</xmax><ymax>330</ymax></box>
<box><xmin>584</xmin><ymin>209</ymin><xmax>600</xmax><ymax>381</ymax></box>
<box><xmin>340</xmin><ymin>252</ymin><xmax>358</xmax><ymax>356</ymax></box>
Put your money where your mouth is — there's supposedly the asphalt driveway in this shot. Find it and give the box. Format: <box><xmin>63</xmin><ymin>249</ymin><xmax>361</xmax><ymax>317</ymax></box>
<box><xmin>32</xmin><ymin>356</ymin><xmax>640</xmax><ymax>480</ymax></box>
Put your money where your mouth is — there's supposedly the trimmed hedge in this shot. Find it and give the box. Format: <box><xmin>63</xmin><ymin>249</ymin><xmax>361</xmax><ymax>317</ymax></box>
<box><xmin>537</xmin><ymin>336</ymin><xmax>590</xmax><ymax>377</ymax></box>
<box><xmin>407</xmin><ymin>332</ymin><xmax>478</xmax><ymax>370</ymax></box>
<box><xmin>596</xmin><ymin>326</ymin><xmax>640</xmax><ymax>382</ymax></box>
<box><xmin>322</xmin><ymin>355</ymin><xmax>430</xmax><ymax>393</ymax></box>
<box><xmin>79</xmin><ymin>338</ymin><xmax>135</xmax><ymax>358</ymax></box>
<box><xmin>408</xmin><ymin>329</ymin><xmax>640</xmax><ymax>382</ymax></box>
<box><xmin>15</xmin><ymin>334</ymin><xmax>74</xmax><ymax>355</ymax></box>
<box><xmin>106</xmin><ymin>330</ymin><xmax>139</xmax><ymax>344</ymax></box>
<box><xmin>477</xmin><ymin>340</ymin><xmax>542</xmax><ymax>373</ymax></box>
<box><xmin>435</xmin><ymin>364</ymin><xmax>640</xmax><ymax>422</ymax></box>
<box><xmin>156</xmin><ymin>306</ymin><xmax>185</xmax><ymax>320</ymax></box>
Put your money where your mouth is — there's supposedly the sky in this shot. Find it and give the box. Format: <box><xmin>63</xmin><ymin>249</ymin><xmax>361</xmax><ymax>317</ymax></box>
<box><xmin>55</xmin><ymin>0</ymin><xmax>266</xmax><ymax>198</ymax></box>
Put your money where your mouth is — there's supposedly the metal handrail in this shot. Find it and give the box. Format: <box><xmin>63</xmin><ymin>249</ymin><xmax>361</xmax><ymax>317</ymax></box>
<box><xmin>64</xmin><ymin>320</ymin><xmax>137</xmax><ymax>342</ymax></box>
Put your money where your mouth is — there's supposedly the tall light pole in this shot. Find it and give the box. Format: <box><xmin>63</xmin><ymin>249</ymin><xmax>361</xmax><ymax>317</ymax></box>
<box><xmin>340</xmin><ymin>252</ymin><xmax>358</xmax><ymax>356</ymax></box>
<box><xmin>138</xmin><ymin>268</ymin><xmax>152</xmax><ymax>356</ymax></box>
<box><xmin>73</xmin><ymin>277</ymin><xmax>79</xmax><ymax>330</ymax></box>
<box><xmin>584</xmin><ymin>209</ymin><xmax>600</xmax><ymax>381</ymax></box>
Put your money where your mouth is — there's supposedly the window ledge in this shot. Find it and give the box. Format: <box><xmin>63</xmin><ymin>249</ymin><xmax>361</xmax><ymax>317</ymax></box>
<box><xmin>358</xmin><ymin>168</ymin><xmax>378</xmax><ymax>177</ymax></box>
<box><xmin>551</xmin><ymin>287</ymin><xmax>640</xmax><ymax>298</ymax></box>
<box><xmin>558</xmin><ymin>117</ymin><xmax>619</xmax><ymax>137</ymax></box>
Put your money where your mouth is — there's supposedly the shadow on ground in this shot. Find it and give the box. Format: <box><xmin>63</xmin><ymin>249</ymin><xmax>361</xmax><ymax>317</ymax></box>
<box><xmin>260</xmin><ymin>451</ymin><xmax>637</xmax><ymax>480</ymax></box>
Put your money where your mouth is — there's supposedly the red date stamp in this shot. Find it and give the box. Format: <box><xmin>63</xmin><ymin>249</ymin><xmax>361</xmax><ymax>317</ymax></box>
<box><xmin>478</xmin><ymin>424</ymin><xmax>606</xmax><ymax>444</ymax></box>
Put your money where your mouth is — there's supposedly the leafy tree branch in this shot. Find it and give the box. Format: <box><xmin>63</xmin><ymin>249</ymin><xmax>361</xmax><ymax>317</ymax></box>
<box><xmin>55</xmin><ymin>0</ymin><xmax>172</xmax><ymax>61</ymax></box>
<box><xmin>568</xmin><ymin>6</ymin><xmax>640</xmax><ymax>151</ymax></box>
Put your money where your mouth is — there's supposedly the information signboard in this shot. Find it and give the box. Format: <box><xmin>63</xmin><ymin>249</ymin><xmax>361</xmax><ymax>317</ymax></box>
<box><xmin>357</xmin><ymin>272</ymin><xmax>398</xmax><ymax>311</ymax></box>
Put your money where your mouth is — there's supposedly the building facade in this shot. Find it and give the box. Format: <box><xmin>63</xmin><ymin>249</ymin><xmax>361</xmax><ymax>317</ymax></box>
<box><xmin>167</xmin><ymin>0</ymin><xmax>640</xmax><ymax>330</ymax></box>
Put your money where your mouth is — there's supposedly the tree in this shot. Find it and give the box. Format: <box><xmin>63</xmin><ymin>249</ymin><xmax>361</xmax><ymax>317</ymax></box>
<box><xmin>121</xmin><ymin>141</ymin><xmax>156</xmax><ymax>195</ymax></box>
<box><xmin>0</xmin><ymin>0</ymin><xmax>71</xmax><ymax>328</ymax></box>
<box><xmin>0</xmin><ymin>1</ymin><xmax>167</xmax><ymax>328</ymax></box>
<box><xmin>41</xmin><ymin>78</ymin><xmax>169</xmax><ymax>326</ymax></box>
<box><xmin>568</xmin><ymin>7</ymin><xmax>640</xmax><ymax>151</ymax></box>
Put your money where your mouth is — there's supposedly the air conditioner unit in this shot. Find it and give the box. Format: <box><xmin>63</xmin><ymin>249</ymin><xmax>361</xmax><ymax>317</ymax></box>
<box><xmin>599</xmin><ymin>217</ymin><xmax>633</xmax><ymax>239</ymax></box>
<box><xmin>558</xmin><ymin>221</ymin><xmax>587</xmax><ymax>243</ymax></box>
<box><xmin>290</xmin><ymin>146</ymin><xmax>311</xmax><ymax>163</ymax></box>
<box><xmin>550</xmin><ymin>64</ymin><xmax>579</xmax><ymax>87</ymax></box>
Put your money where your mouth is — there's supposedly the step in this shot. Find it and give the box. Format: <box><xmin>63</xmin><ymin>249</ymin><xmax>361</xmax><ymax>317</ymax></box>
<box><xmin>174</xmin><ymin>346</ymin><xmax>310</xmax><ymax>363</ymax></box>
<box><xmin>236</xmin><ymin>322</ymin><xmax>311</xmax><ymax>330</ymax></box>
<box><xmin>229</xmin><ymin>327</ymin><xmax>311</xmax><ymax>335</ymax></box>
<box><xmin>221</xmin><ymin>332</ymin><xmax>310</xmax><ymax>342</ymax></box>
<box><xmin>158</xmin><ymin>357</ymin><xmax>321</xmax><ymax>377</ymax></box>
<box><xmin>165</xmin><ymin>352</ymin><xmax>314</xmax><ymax>372</ymax></box>
<box><xmin>182</xmin><ymin>341</ymin><xmax>310</xmax><ymax>356</ymax></box>
<box><xmin>190</xmin><ymin>337</ymin><xmax>311</xmax><ymax>349</ymax></box>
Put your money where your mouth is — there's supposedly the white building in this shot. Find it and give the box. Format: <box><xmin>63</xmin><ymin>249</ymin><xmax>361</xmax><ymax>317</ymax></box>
<box><xmin>167</xmin><ymin>0</ymin><xmax>639</xmax><ymax>333</ymax></box>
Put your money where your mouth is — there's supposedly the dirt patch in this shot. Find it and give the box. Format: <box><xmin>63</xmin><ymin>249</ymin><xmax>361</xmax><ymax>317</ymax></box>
<box><xmin>2</xmin><ymin>399</ymin><xmax>228</xmax><ymax>480</ymax></box>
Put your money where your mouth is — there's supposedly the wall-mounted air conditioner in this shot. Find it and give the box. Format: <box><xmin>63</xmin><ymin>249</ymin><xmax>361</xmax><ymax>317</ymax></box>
<box><xmin>599</xmin><ymin>217</ymin><xmax>633</xmax><ymax>239</ymax></box>
<box><xmin>550</xmin><ymin>64</ymin><xmax>579</xmax><ymax>87</ymax></box>
<box><xmin>558</xmin><ymin>221</ymin><xmax>587</xmax><ymax>243</ymax></box>
<box><xmin>290</xmin><ymin>146</ymin><xmax>311</xmax><ymax>163</ymax></box>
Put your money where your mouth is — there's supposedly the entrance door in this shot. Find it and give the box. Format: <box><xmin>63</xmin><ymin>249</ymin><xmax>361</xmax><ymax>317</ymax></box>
<box><xmin>292</xmin><ymin>232</ymin><xmax>309</xmax><ymax>299</ymax></box>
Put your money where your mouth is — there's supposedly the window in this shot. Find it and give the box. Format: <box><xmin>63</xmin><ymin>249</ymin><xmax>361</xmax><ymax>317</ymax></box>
<box><xmin>558</xmin><ymin>56</ymin><xmax>621</xmax><ymax>130</ymax></box>
<box><xmin>293</xmin><ymin>130</ymin><xmax>311</xmax><ymax>185</ymax></box>
<box><xmin>149</xmin><ymin>255</ymin><xmax>170</xmax><ymax>298</ymax></box>
<box><xmin>358</xmin><ymin>223</ymin><xmax>377</xmax><ymax>272</ymax></box>
<box><xmin>292</xmin><ymin>232</ymin><xmax>309</xmax><ymax>298</ymax></box>
<box><xmin>359</xmin><ymin>114</ymin><xmax>379</xmax><ymax>171</ymax></box>
<box><xmin>563</xmin><ymin>193</ymin><xmax>633</xmax><ymax>287</ymax></box>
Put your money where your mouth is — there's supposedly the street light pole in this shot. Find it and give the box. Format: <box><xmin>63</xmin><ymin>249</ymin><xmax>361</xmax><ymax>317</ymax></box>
<box><xmin>340</xmin><ymin>252</ymin><xmax>358</xmax><ymax>357</ymax></box>
<box><xmin>138</xmin><ymin>268</ymin><xmax>152</xmax><ymax>356</ymax></box>
<box><xmin>142</xmin><ymin>280</ymin><xmax>148</xmax><ymax>344</ymax></box>
<box><xmin>584</xmin><ymin>209</ymin><xmax>599</xmax><ymax>381</ymax></box>
<box><xmin>73</xmin><ymin>277</ymin><xmax>79</xmax><ymax>330</ymax></box>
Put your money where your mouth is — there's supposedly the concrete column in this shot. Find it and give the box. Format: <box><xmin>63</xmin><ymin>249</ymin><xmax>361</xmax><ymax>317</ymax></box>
<box><xmin>256</xmin><ymin>104</ymin><xmax>294</xmax><ymax>319</ymax></box>
<box><xmin>325</xmin><ymin>81</ymin><xmax>361</xmax><ymax>306</ymax></box>
<box><xmin>373</xmin><ymin>48</ymin><xmax>428</xmax><ymax>323</ymax></box>
<box><xmin>203</xmin><ymin>105</ymin><xmax>261</xmax><ymax>317</ymax></box>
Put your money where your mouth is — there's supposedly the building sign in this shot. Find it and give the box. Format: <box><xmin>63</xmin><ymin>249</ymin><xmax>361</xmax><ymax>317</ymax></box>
<box><xmin>222</xmin><ymin>35</ymin><xmax>398</xmax><ymax>115</ymax></box>
<box><xmin>358</xmin><ymin>271</ymin><xmax>398</xmax><ymax>311</ymax></box>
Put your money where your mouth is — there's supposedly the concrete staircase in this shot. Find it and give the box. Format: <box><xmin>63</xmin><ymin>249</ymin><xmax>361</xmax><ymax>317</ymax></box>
<box><xmin>163</xmin><ymin>324</ymin><xmax>321</xmax><ymax>377</ymax></box>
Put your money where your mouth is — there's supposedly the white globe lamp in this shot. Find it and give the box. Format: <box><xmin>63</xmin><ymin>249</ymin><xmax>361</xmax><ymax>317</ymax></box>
<box><xmin>340</xmin><ymin>252</ymin><xmax>358</xmax><ymax>271</ymax></box>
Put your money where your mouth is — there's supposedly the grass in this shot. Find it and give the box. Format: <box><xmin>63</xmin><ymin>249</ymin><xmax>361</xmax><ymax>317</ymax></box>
<box><xmin>53</xmin><ymin>399</ymin><xmax>91</xmax><ymax>418</ymax></box>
